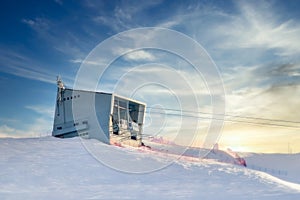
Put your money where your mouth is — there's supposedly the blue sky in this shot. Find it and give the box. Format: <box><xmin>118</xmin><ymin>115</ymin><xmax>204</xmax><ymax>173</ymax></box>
<box><xmin>1</xmin><ymin>0</ymin><xmax>300</xmax><ymax>153</ymax></box>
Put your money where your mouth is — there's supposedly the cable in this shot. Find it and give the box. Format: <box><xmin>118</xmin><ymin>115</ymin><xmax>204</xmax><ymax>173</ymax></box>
<box><xmin>146</xmin><ymin>106</ymin><xmax>300</xmax><ymax>124</ymax></box>
<box><xmin>121</xmin><ymin>105</ymin><xmax>300</xmax><ymax>129</ymax></box>
<box><xmin>143</xmin><ymin>109</ymin><xmax>300</xmax><ymax>129</ymax></box>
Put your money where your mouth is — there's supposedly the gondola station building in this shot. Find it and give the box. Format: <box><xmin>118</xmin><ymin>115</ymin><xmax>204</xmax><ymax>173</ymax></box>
<box><xmin>52</xmin><ymin>77</ymin><xmax>146</xmax><ymax>147</ymax></box>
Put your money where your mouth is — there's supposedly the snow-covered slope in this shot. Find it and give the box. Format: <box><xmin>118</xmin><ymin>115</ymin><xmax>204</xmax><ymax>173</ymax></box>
<box><xmin>244</xmin><ymin>152</ymin><xmax>300</xmax><ymax>184</ymax></box>
<box><xmin>0</xmin><ymin>137</ymin><xmax>299</xmax><ymax>200</ymax></box>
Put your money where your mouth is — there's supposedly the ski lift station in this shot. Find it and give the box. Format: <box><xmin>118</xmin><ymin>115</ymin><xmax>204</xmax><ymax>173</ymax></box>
<box><xmin>52</xmin><ymin>77</ymin><xmax>146</xmax><ymax>147</ymax></box>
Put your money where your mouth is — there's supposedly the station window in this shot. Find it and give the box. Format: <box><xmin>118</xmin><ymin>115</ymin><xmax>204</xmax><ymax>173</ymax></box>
<box><xmin>57</xmin><ymin>127</ymin><xmax>62</xmax><ymax>130</ymax></box>
<box><xmin>71</xmin><ymin>96</ymin><xmax>73</xmax><ymax>99</ymax></box>
<box><xmin>67</xmin><ymin>97</ymin><xmax>69</xmax><ymax>100</ymax></box>
<box><xmin>63</xmin><ymin>98</ymin><xmax>66</xmax><ymax>101</ymax></box>
<box><xmin>78</xmin><ymin>95</ymin><xmax>80</xmax><ymax>98</ymax></box>
<box><xmin>79</xmin><ymin>132</ymin><xmax>88</xmax><ymax>137</ymax></box>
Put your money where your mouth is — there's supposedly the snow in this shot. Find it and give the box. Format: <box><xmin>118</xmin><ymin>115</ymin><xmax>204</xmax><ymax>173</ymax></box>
<box><xmin>243</xmin><ymin>152</ymin><xmax>300</xmax><ymax>184</ymax></box>
<box><xmin>0</xmin><ymin>137</ymin><xmax>299</xmax><ymax>200</ymax></box>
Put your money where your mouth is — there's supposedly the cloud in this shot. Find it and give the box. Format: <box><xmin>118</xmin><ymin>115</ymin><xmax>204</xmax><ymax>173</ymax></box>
<box><xmin>0</xmin><ymin>47</ymin><xmax>76</xmax><ymax>87</ymax></box>
<box><xmin>69</xmin><ymin>1</ymin><xmax>300</xmax><ymax>127</ymax></box>
<box><xmin>92</xmin><ymin>0</ymin><xmax>164</xmax><ymax>32</ymax></box>
<box><xmin>219</xmin><ymin>57</ymin><xmax>300</xmax><ymax>126</ymax></box>
<box><xmin>224</xmin><ymin>78</ymin><xmax>300</xmax><ymax>122</ymax></box>
<box><xmin>0</xmin><ymin>48</ymin><xmax>57</xmax><ymax>84</ymax></box>
<box><xmin>0</xmin><ymin>117</ymin><xmax>52</xmax><ymax>138</ymax></box>
<box><xmin>155</xmin><ymin>2</ymin><xmax>230</xmax><ymax>29</ymax></box>
<box><xmin>149</xmin><ymin>1</ymin><xmax>300</xmax><ymax>67</ymax></box>
<box><xmin>54</xmin><ymin>0</ymin><xmax>63</xmax><ymax>5</ymax></box>
<box><xmin>0</xmin><ymin>125</ymin><xmax>14</xmax><ymax>133</ymax></box>
<box><xmin>124</xmin><ymin>50</ymin><xmax>156</xmax><ymax>61</ymax></box>
<box><xmin>258</xmin><ymin>84</ymin><xmax>300</xmax><ymax>119</ymax></box>
<box><xmin>220</xmin><ymin>85</ymin><xmax>300</xmax><ymax>152</ymax></box>
<box><xmin>22</xmin><ymin>19</ymin><xmax>35</xmax><ymax>26</ymax></box>
<box><xmin>270</xmin><ymin>63</ymin><xmax>300</xmax><ymax>77</ymax></box>
<box><xmin>214</xmin><ymin>1</ymin><xmax>300</xmax><ymax>56</ymax></box>
<box><xmin>0</xmin><ymin>104</ymin><xmax>55</xmax><ymax>138</ymax></box>
<box><xmin>219</xmin><ymin>123</ymin><xmax>300</xmax><ymax>153</ymax></box>
<box><xmin>25</xmin><ymin>105</ymin><xmax>54</xmax><ymax>119</ymax></box>
<box><xmin>22</xmin><ymin>17</ymin><xmax>89</xmax><ymax>60</ymax></box>
<box><xmin>0</xmin><ymin>118</ymin><xmax>19</xmax><ymax>123</ymax></box>
<box><xmin>70</xmin><ymin>59</ymin><xmax>84</xmax><ymax>64</ymax></box>
<box><xmin>22</xmin><ymin>17</ymin><xmax>51</xmax><ymax>33</ymax></box>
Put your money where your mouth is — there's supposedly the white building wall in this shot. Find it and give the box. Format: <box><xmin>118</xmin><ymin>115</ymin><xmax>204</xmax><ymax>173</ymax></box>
<box><xmin>53</xmin><ymin>89</ymin><xmax>112</xmax><ymax>144</ymax></box>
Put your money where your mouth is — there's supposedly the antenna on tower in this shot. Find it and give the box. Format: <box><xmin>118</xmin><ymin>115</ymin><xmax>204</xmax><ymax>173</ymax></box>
<box><xmin>57</xmin><ymin>75</ymin><xmax>65</xmax><ymax>90</ymax></box>
<box><xmin>56</xmin><ymin>75</ymin><xmax>65</xmax><ymax>102</ymax></box>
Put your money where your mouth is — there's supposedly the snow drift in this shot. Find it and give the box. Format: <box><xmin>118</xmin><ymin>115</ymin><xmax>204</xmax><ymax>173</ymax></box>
<box><xmin>0</xmin><ymin>137</ymin><xmax>299</xmax><ymax>200</ymax></box>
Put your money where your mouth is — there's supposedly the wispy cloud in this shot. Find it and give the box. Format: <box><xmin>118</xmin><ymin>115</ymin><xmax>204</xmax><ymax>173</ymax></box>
<box><xmin>54</xmin><ymin>0</ymin><xmax>63</xmax><ymax>5</ymax></box>
<box><xmin>0</xmin><ymin>118</ymin><xmax>19</xmax><ymax>124</ymax></box>
<box><xmin>0</xmin><ymin>45</ymin><xmax>76</xmax><ymax>87</ymax></box>
<box><xmin>214</xmin><ymin>1</ymin><xmax>300</xmax><ymax>56</ymax></box>
<box><xmin>22</xmin><ymin>17</ymin><xmax>90</xmax><ymax>60</ymax></box>
<box><xmin>147</xmin><ymin>0</ymin><xmax>300</xmax><ymax>124</ymax></box>
<box><xmin>22</xmin><ymin>17</ymin><xmax>50</xmax><ymax>31</ymax></box>
<box><xmin>222</xmin><ymin>61</ymin><xmax>300</xmax><ymax>120</ymax></box>
<box><xmin>150</xmin><ymin>1</ymin><xmax>300</xmax><ymax>64</ymax></box>
<box><xmin>0</xmin><ymin>48</ymin><xmax>57</xmax><ymax>84</ymax></box>
<box><xmin>91</xmin><ymin>0</ymin><xmax>164</xmax><ymax>32</ymax></box>
<box><xmin>25</xmin><ymin>105</ymin><xmax>54</xmax><ymax>119</ymax></box>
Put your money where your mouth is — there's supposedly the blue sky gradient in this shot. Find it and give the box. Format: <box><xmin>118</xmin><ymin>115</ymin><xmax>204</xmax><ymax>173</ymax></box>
<box><xmin>1</xmin><ymin>0</ymin><xmax>300</xmax><ymax>153</ymax></box>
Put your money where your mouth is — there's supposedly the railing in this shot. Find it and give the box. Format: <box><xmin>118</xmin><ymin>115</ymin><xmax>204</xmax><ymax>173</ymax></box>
<box><xmin>248</xmin><ymin>164</ymin><xmax>288</xmax><ymax>176</ymax></box>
